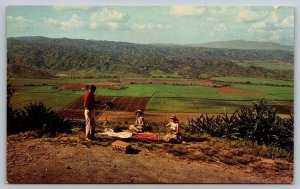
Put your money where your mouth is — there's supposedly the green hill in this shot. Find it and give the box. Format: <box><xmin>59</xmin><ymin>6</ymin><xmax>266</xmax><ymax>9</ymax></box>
<box><xmin>195</xmin><ymin>40</ymin><xmax>293</xmax><ymax>51</ymax></box>
<box><xmin>7</xmin><ymin>37</ymin><xmax>293</xmax><ymax>79</ymax></box>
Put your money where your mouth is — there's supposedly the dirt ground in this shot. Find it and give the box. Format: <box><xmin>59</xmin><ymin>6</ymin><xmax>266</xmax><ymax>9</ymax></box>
<box><xmin>99</xmin><ymin>111</ymin><xmax>219</xmax><ymax>122</ymax></box>
<box><xmin>7</xmin><ymin>136</ymin><xmax>293</xmax><ymax>184</ymax></box>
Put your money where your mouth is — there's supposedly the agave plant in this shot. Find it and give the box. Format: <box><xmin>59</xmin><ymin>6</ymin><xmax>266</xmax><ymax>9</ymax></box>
<box><xmin>270</xmin><ymin>112</ymin><xmax>294</xmax><ymax>150</ymax></box>
<box><xmin>187</xmin><ymin>98</ymin><xmax>293</xmax><ymax>150</ymax></box>
<box><xmin>235</xmin><ymin>99</ymin><xmax>278</xmax><ymax>145</ymax></box>
<box><xmin>222</xmin><ymin>112</ymin><xmax>241</xmax><ymax>140</ymax></box>
<box><xmin>188</xmin><ymin>114</ymin><xmax>225</xmax><ymax>137</ymax></box>
<box><xmin>11</xmin><ymin>101</ymin><xmax>72</xmax><ymax>135</ymax></box>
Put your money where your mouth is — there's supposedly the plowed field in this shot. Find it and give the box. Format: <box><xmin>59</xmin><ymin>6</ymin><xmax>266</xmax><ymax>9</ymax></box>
<box><xmin>113</xmin><ymin>97</ymin><xmax>150</xmax><ymax>112</ymax></box>
<box><xmin>60</xmin><ymin>96</ymin><xmax>150</xmax><ymax>120</ymax></box>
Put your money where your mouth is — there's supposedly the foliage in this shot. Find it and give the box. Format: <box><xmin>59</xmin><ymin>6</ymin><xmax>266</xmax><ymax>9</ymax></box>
<box><xmin>270</xmin><ymin>112</ymin><xmax>294</xmax><ymax>151</ymax></box>
<box><xmin>8</xmin><ymin>101</ymin><xmax>72</xmax><ymax>136</ymax></box>
<box><xmin>188</xmin><ymin>99</ymin><xmax>294</xmax><ymax>150</ymax></box>
<box><xmin>235</xmin><ymin>99</ymin><xmax>278</xmax><ymax>145</ymax></box>
<box><xmin>7</xmin><ymin>82</ymin><xmax>16</xmax><ymax>130</ymax></box>
<box><xmin>187</xmin><ymin>113</ymin><xmax>240</xmax><ymax>140</ymax></box>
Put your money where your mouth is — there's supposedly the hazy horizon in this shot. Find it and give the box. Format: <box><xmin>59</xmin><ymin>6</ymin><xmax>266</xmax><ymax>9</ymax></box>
<box><xmin>7</xmin><ymin>35</ymin><xmax>294</xmax><ymax>46</ymax></box>
<box><xmin>7</xmin><ymin>6</ymin><xmax>294</xmax><ymax>45</ymax></box>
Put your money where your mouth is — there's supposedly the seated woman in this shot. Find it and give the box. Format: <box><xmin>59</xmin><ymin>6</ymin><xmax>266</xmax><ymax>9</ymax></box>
<box><xmin>129</xmin><ymin>110</ymin><xmax>144</xmax><ymax>132</ymax></box>
<box><xmin>163</xmin><ymin>115</ymin><xmax>184</xmax><ymax>143</ymax></box>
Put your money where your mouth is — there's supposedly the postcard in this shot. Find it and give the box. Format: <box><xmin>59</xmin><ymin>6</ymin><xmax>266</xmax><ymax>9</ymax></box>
<box><xmin>6</xmin><ymin>6</ymin><xmax>294</xmax><ymax>184</ymax></box>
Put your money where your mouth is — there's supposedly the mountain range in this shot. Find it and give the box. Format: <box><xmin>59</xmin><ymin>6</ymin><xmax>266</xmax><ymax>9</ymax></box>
<box><xmin>7</xmin><ymin>37</ymin><xmax>294</xmax><ymax>79</ymax></box>
<box><xmin>193</xmin><ymin>40</ymin><xmax>293</xmax><ymax>51</ymax></box>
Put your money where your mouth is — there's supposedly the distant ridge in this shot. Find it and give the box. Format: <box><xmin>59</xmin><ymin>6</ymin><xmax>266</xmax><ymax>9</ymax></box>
<box><xmin>188</xmin><ymin>40</ymin><xmax>293</xmax><ymax>51</ymax></box>
<box><xmin>7</xmin><ymin>36</ymin><xmax>293</xmax><ymax>79</ymax></box>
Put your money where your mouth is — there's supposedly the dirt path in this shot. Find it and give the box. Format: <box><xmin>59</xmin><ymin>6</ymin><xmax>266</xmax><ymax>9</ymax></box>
<box><xmin>7</xmin><ymin>138</ymin><xmax>292</xmax><ymax>184</ymax></box>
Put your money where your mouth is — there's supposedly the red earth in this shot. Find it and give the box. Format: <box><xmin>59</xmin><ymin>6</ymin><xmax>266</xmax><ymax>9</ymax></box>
<box><xmin>61</xmin><ymin>82</ymin><xmax>121</xmax><ymax>90</ymax></box>
<box><xmin>217</xmin><ymin>87</ymin><xmax>260</xmax><ymax>95</ymax></box>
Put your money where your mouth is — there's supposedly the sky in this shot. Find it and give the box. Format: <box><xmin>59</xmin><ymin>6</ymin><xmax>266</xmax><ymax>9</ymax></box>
<box><xmin>6</xmin><ymin>6</ymin><xmax>294</xmax><ymax>45</ymax></box>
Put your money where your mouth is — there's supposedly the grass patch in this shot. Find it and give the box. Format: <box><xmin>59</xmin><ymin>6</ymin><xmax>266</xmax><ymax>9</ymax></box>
<box><xmin>233</xmin><ymin>84</ymin><xmax>294</xmax><ymax>100</ymax></box>
<box><xmin>227</xmin><ymin>140</ymin><xmax>293</xmax><ymax>162</ymax></box>
<box><xmin>147</xmin><ymin>98</ymin><xmax>240</xmax><ymax>113</ymax></box>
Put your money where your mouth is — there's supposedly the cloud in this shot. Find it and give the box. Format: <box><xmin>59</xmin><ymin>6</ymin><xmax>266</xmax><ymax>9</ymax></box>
<box><xmin>205</xmin><ymin>8</ymin><xmax>235</xmax><ymax>23</ymax></box>
<box><xmin>89</xmin><ymin>8</ymin><xmax>128</xmax><ymax>30</ymax></box>
<box><xmin>131</xmin><ymin>23</ymin><xmax>170</xmax><ymax>30</ymax></box>
<box><xmin>268</xmin><ymin>30</ymin><xmax>293</xmax><ymax>44</ymax></box>
<box><xmin>89</xmin><ymin>8</ymin><xmax>168</xmax><ymax>31</ymax></box>
<box><xmin>216</xmin><ymin>23</ymin><xmax>227</xmax><ymax>31</ymax></box>
<box><xmin>236</xmin><ymin>7</ymin><xmax>268</xmax><ymax>23</ymax></box>
<box><xmin>249</xmin><ymin>13</ymin><xmax>294</xmax><ymax>33</ymax></box>
<box><xmin>52</xmin><ymin>5</ymin><xmax>91</xmax><ymax>10</ymax></box>
<box><xmin>269</xmin><ymin>12</ymin><xmax>279</xmax><ymax>23</ymax></box>
<box><xmin>7</xmin><ymin>16</ymin><xmax>33</xmax><ymax>28</ymax></box>
<box><xmin>45</xmin><ymin>14</ymin><xmax>83</xmax><ymax>29</ymax></box>
<box><xmin>169</xmin><ymin>6</ymin><xmax>206</xmax><ymax>16</ymax></box>
<box><xmin>269</xmin><ymin>31</ymin><xmax>283</xmax><ymax>41</ymax></box>
<box><xmin>90</xmin><ymin>8</ymin><xmax>126</xmax><ymax>22</ymax></box>
<box><xmin>280</xmin><ymin>16</ymin><xmax>294</xmax><ymax>28</ymax></box>
<box><xmin>247</xmin><ymin>9</ymin><xmax>294</xmax><ymax>36</ymax></box>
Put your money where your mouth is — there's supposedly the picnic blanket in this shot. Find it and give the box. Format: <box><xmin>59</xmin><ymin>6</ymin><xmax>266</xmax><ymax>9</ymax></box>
<box><xmin>132</xmin><ymin>133</ymin><xmax>160</xmax><ymax>141</ymax></box>
<box><xmin>99</xmin><ymin>129</ymin><xmax>133</xmax><ymax>139</ymax></box>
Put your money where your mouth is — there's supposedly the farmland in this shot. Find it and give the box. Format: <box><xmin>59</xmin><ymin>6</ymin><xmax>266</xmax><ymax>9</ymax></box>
<box><xmin>9</xmin><ymin>77</ymin><xmax>294</xmax><ymax>122</ymax></box>
<box><xmin>210</xmin><ymin>76</ymin><xmax>294</xmax><ymax>86</ymax></box>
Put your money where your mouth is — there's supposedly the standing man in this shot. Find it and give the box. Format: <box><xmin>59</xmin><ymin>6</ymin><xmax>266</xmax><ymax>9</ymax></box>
<box><xmin>83</xmin><ymin>85</ymin><xmax>97</xmax><ymax>141</ymax></box>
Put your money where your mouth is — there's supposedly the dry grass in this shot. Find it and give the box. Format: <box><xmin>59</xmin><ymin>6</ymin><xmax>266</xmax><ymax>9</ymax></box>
<box><xmin>7</xmin><ymin>122</ymin><xmax>293</xmax><ymax>180</ymax></box>
<box><xmin>227</xmin><ymin>140</ymin><xmax>293</xmax><ymax>162</ymax></box>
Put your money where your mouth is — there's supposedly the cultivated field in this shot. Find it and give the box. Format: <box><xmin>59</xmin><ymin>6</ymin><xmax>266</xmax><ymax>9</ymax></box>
<box><xmin>60</xmin><ymin>96</ymin><xmax>150</xmax><ymax>120</ymax></box>
<box><xmin>10</xmin><ymin>77</ymin><xmax>294</xmax><ymax>122</ymax></box>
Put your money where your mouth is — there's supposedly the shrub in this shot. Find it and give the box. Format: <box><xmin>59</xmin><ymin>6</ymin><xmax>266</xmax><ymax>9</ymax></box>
<box><xmin>7</xmin><ymin>82</ymin><xmax>16</xmax><ymax>130</ymax></box>
<box><xmin>188</xmin><ymin>113</ymin><xmax>240</xmax><ymax>139</ymax></box>
<box><xmin>188</xmin><ymin>99</ymin><xmax>294</xmax><ymax>150</ymax></box>
<box><xmin>235</xmin><ymin>99</ymin><xmax>278</xmax><ymax>145</ymax></box>
<box><xmin>8</xmin><ymin>101</ymin><xmax>72</xmax><ymax>136</ymax></box>
<box><xmin>270</xmin><ymin>113</ymin><xmax>294</xmax><ymax>151</ymax></box>
<box><xmin>188</xmin><ymin>114</ymin><xmax>223</xmax><ymax>136</ymax></box>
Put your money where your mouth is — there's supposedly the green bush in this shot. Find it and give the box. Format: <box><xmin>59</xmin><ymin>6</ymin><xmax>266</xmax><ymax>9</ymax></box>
<box><xmin>188</xmin><ymin>113</ymin><xmax>240</xmax><ymax>139</ymax></box>
<box><xmin>188</xmin><ymin>114</ymin><xmax>224</xmax><ymax>137</ymax></box>
<box><xmin>7</xmin><ymin>82</ymin><xmax>16</xmax><ymax>130</ymax></box>
<box><xmin>8</xmin><ymin>101</ymin><xmax>72</xmax><ymax>136</ymax></box>
<box><xmin>188</xmin><ymin>99</ymin><xmax>294</xmax><ymax>150</ymax></box>
<box><xmin>270</xmin><ymin>113</ymin><xmax>294</xmax><ymax>151</ymax></box>
<box><xmin>235</xmin><ymin>99</ymin><xmax>278</xmax><ymax>145</ymax></box>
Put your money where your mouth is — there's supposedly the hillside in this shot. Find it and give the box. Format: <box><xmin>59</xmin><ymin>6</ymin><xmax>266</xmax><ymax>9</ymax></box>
<box><xmin>196</xmin><ymin>40</ymin><xmax>294</xmax><ymax>51</ymax></box>
<box><xmin>7</xmin><ymin>37</ymin><xmax>293</xmax><ymax>79</ymax></box>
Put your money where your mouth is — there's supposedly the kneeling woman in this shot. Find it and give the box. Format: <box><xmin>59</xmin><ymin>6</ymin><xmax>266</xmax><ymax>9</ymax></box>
<box><xmin>129</xmin><ymin>110</ymin><xmax>144</xmax><ymax>132</ymax></box>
